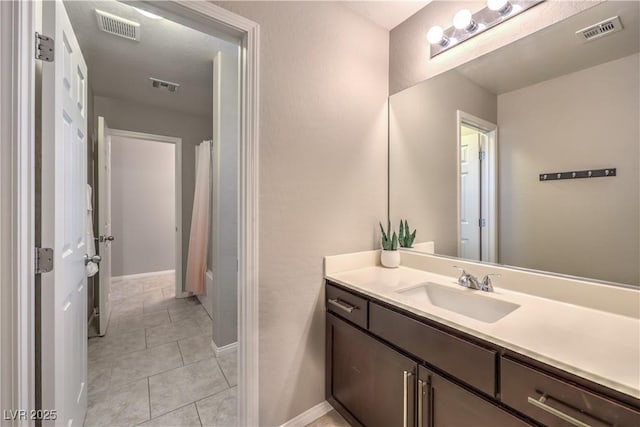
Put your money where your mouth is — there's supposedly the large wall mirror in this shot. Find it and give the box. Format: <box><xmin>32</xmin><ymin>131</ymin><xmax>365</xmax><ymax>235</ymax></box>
<box><xmin>389</xmin><ymin>1</ymin><xmax>639</xmax><ymax>286</ymax></box>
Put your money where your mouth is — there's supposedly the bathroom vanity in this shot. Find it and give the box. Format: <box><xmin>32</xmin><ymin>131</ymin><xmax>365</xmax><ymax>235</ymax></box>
<box><xmin>324</xmin><ymin>251</ymin><xmax>640</xmax><ymax>427</ymax></box>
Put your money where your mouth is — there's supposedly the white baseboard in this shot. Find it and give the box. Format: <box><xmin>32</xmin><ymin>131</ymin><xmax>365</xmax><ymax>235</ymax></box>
<box><xmin>279</xmin><ymin>401</ymin><xmax>333</xmax><ymax>427</ymax></box>
<box><xmin>210</xmin><ymin>339</ymin><xmax>238</xmax><ymax>357</ymax></box>
<box><xmin>112</xmin><ymin>269</ymin><xmax>175</xmax><ymax>282</ymax></box>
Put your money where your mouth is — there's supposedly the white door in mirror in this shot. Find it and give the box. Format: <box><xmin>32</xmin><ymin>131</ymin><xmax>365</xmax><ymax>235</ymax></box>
<box><xmin>460</xmin><ymin>129</ymin><xmax>481</xmax><ymax>260</ymax></box>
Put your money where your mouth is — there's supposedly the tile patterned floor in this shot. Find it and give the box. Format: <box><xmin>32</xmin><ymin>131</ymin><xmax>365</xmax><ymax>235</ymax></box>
<box><xmin>85</xmin><ymin>272</ymin><xmax>237</xmax><ymax>427</ymax></box>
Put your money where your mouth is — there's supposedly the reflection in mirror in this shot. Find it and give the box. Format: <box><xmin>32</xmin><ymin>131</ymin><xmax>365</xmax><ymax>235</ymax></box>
<box><xmin>457</xmin><ymin>113</ymin><xmax>497</xmax><ymax>263</ymax></box>
<box><xmin>389</xmin><ymin>1</ymin><xmax>640</xmax><ymax>286</ymax></box>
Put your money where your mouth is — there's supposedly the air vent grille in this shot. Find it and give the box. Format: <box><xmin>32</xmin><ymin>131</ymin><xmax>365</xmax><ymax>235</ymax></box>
<box><xmin>96</xmin><ymin>9</ymin><xmax>140</xmax><ymax>41</ymax></box>
<box><xmin>576</xmin><ymin>16</ymin><xmax>623</xmax><ymax>42</ymax></box>
<box><xmin>149</xmin><ymin>78</ymin><xmax>180</xmax><ymax>93</ymax></box>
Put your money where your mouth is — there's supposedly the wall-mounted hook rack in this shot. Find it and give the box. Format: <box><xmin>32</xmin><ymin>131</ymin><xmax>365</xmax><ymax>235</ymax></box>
<box><xmin>539</xmin><ymin>168</ymin><xmax>616</xmax><ymax>181</ymax></box>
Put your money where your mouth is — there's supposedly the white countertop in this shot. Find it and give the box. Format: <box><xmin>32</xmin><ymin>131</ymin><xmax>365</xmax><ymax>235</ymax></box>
<box><xmin>325</xmin><ymin>263</ymin><xmax>640</xmax><ymax>400</ymax></box>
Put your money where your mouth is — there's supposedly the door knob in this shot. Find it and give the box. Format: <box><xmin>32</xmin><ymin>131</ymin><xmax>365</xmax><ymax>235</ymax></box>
<box><xmin>84</xmin><ymin>254</ymin><xmax>101</xmax><ymax>265</ymax></box>
<box><xmin>98</xmin><ymin>235</ymin><xmax>115</xmax><ymax>242</ymax></box>
<box><xmin>106</xmin><ymin>235</ymin><xmax>115</xmax><ymax>241</ymax></box>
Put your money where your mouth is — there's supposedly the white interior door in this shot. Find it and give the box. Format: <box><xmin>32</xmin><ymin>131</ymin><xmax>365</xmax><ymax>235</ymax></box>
<box><xmin>97</xmin><ymin>116</ymin><xmax>113</xmax><ymax>335</ymax></box>
<box><xmin>460</xmin><ymin>130</ymin><xmax>481</xmax><ymax>261</ymax></box>
<box><xmin>40</xmin><ymin>0</ymin><xmax>89</xmax><ymax>425</ymax></box>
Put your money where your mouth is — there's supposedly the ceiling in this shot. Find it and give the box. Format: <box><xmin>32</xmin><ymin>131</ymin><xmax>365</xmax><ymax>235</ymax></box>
<box><xmin>456</xmin><ymin>1</ymin><xmax>640</xmax><ymax>95</ymax></box>
<box><xmin>343</xmin><ymin>1</ymin><xmax>430</xmax><ymax>30</ymax></box>
<box><xmin>64</xmin><ymin>1</ymin><xmax>237</xmax><ymax>118</ymax></box>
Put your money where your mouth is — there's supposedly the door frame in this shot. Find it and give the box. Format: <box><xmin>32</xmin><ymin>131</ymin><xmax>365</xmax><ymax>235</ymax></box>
<box><xmin>0</xmin><ymin>0</ymin><xmax>37</xmax><ymax>421</ymax></box>
<box><xmin>1</xmin><ymin>1</ymin><xmax>260</xmax><ymax>426</ymax></box>
<box><xmin>456</xmin><ymin>110</ymin><xmax>498</xmax><ymax>263</ymax></box>
<box><xmin>107</xmin><ymin>129</ymin><xmax>186</xmax><ymax>298</ymax></box>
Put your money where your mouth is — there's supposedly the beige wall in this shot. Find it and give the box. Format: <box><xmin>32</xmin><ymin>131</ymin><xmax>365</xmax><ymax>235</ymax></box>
<box><xmin>201</xmin><ymin>49</ymin><xmax>240</xmax><ymax>348</ymax></box>
<box><xmin>93</xmin><ymin>96</ymin><xmax>211</xmax><ymax>285</ymax></box>
<box><xmin>498</xmin><ymin>53</ymin><xmax>640</xmax><ymax>285</ymax></box>
<box><xmin>218</xmin><ymin>2</ymin><xmax>389</xmax><ymax>425</ymax></box>
<box><xmin>389</xmin><ymin>0</ymin><xmax>601</xmax><ymax>94</ymax></box>
<box><xmin>110</xmin><ymin>136</ymin><xmax>176</xmax><ymax>276</ymax></box>
<box><xmin>389</xmin><ymin>70</ymin><xmax>496</xmax><ymax>256</ymax></box>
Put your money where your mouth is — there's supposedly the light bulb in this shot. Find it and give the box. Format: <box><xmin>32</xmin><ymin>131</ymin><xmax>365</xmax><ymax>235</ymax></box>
<box><xmin>427</xmin><ymin>26</ymin><xmax>445</xmax><ymax>44</ymax></box>
<box><xmin>487</xmin><ymin>0</ymin><xmax>512</xmax><ymax>14</ymax></box>
<box><xmin>453</xmin><ymin>9</ymin><xmax>477</xmax><ymax>31</ymax></box>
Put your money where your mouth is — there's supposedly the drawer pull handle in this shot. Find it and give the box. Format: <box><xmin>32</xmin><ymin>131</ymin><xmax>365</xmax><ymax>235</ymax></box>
<box><xmin>328</xmin><ymin>298</ymin><xmax>357</xmax><ymax>313</ymax></box>
<box><xmin>417</xmin><ymin>378</ymin><xmax>426</xmax><ymax>427</ymax></box>
<box><xmin>403</xmin><ymin>370</ymin><xmax>412</xmax><ymax>427</ymax></box>
<box><xmin>527</xmin><ymin>395</ymin><xmax>591</xmax><ymax>427</ymax></box>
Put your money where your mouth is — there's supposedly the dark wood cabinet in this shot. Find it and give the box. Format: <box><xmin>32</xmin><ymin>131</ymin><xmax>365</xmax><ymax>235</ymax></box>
<box><xmin>327</xmin><ymin>313</ymin><xmax>416</xmax><ymax>427</ymax></box>
<box><xmin>325</xmin><ymin>281</ymin><xmax>640</xmax><ymax>427</ymax></box>
<box><xmin>501</xmin><ymin>356</ymin><xmax>640</xmax><ymax>427</ymax></box>
<box><xmin>370</xmin><ymin>302</ymin><xmax>497</xmax><ymax>397</ymax></box>
<box><xmin>422</xmin><ymin>366</ymin><xmax>530</xmax><ymax>427</ymax></box>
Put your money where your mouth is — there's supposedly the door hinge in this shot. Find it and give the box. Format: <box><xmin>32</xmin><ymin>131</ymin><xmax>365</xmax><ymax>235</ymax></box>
<box><xmin>479</xmin><ymin>218</ymin><xmax>486</xmax><ymax>228</ymax></box>
<box><xmin>35</xmin><ymin>32</ymin><xmax>54</xmax><ymax>62</ymax></box>
<box><xmin>35</xmin><ymin>247</ymin><xmax>54</xmax><ymax>274</ymax></box>
<box><xmin>479</xmin><ymin>151</ymin><xmax>486</xmax><ymax>161</ymax></box>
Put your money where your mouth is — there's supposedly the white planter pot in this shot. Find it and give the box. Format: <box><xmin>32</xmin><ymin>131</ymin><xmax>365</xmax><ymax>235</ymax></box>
<box><xmin>380</xmin><ymin>250</ymin><xmax>400</xmax><ymax>268</ymax></box>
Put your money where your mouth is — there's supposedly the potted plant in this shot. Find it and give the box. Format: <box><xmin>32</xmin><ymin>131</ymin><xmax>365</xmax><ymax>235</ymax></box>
<box><xmin>379</xmin><ymin>221</ymin><xmax>400</xmax><ymax>268</ymax></box>
<box><xmin>398</xmin><ymin>219</ymin><xmax>416</xmax><ymax>249</ymax></box>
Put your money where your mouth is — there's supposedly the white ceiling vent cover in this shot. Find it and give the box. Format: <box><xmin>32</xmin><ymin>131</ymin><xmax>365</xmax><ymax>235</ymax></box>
<box><xmin>96</xmin><ymin>9</ymin><xmax>140</xmax><ymax>41</ymax></box>
<box><xmin>576</xmin><ymin>16</ymin><xmax>623</xmax><ymax>42</ymax></box>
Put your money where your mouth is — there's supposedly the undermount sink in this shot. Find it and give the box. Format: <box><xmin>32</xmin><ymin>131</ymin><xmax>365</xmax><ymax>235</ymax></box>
<box><xmin>397</xmin><ymin>282</ymin><xmax>520</xmax><ymax>323</ymax></box>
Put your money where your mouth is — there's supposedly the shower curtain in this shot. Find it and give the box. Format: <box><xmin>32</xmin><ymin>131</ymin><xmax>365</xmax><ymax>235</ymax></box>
<box><xmin>185</xmin><ymin>141</ymin><xmax>211</xmax><ymax>295</ymax></box>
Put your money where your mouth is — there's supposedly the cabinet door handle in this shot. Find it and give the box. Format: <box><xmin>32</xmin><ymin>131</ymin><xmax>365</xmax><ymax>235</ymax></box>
<box><xmin>328</xmin><ymin>298</ymin><xmax>356</xmax><ymax>313</ymax></box>
<box><xmin>417</xmin><ymin>378</ymin><xmax>426</xmax><ymax>427</ymax></box>
<box><xmin>527</xmin><ymin>395</ymin><xmax>592</xmax><ymax>427</ymax></box>
<box><xmin>403</xmin><ymin>370</ymin><xmax>412</xmax><ymax>427</ymax></box>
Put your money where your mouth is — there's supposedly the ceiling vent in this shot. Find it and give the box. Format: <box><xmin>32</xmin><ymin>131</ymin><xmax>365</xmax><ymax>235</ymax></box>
<box><xmin>149</xmin><ymin>77</ymin><xmax>180</xmax><ymax>93</ymax></box>
<box><xmin>96</xmin><ymin>9</ymin><xmax>140</xmax><ymax>41</ymax></box>
<box><xmin>575</xmin><ymin>16</ymin><xmax>623</xmax><ymax>42</ymax></box>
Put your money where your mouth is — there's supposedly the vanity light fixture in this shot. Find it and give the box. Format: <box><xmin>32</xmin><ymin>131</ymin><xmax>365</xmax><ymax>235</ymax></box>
<box><xmin>426</xmin><ymin>0</ymin><xmax>543</xmax><ymax>58</ymax></box>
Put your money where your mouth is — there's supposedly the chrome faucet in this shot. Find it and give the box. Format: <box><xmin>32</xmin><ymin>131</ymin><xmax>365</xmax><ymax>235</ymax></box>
<box><xmin>453</xmin><ymin>267</ymin><xmax>499</xmax><ymax>292</ymax></box>
<box><xmin>453</xmin><ymin>266</ymin><xmax>481</xmax><ymax>290</ymax></box>
<box><xmin>480</xmin><ymin>273</ymin><xmax>500</xmax><ymax>292</ymax></box>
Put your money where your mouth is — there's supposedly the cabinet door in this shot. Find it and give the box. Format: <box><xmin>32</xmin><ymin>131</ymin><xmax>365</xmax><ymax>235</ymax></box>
<box><xmin>327</xmin><ymin>313</ymin><xmax>417</xmax><ymax>427</ymax></box>
<box><xmin>427</xmin><ymin>368</ymin><xmax>532</xmax><ymax>427</ymax></box>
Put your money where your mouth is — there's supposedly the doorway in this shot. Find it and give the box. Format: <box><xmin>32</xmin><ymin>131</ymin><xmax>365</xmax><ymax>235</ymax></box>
<box><xmin>457</xmin><ymin>111</ymin><xmax>498</xmax><ymax>263</ymax></box>
<box><xmin>108</xmin><ymin>129</ymin><xmax>183</xmax><ymax>289</ymax></box>
<box><xmin>0</xmin><ymin>2</ymin><xmax>258</xmax><ymax>424</ymax></box>
<box><xmin>1</xmin><ymin>0</ymin><xmax>258</xmax><ymax>424</ymax></box>
<box><xmin>89</xmin><ymin>125</ymin><xmax>184</xmax><ymax>338</ymax></box>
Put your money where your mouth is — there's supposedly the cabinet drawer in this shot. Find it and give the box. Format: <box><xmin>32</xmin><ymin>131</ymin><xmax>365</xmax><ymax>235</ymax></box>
<box><xmin>370</xmin><ymin>302</ymin><xmax>497</xmax><ymax>396</ymax></box>
<box><xmin>326</xmin><ymin>283</ymin><xmax>368</xmax><ymax>329</ymax></box>
<box><xmin>501</xmin><ymin>357</ymin><xmax>640</xmax><ymax>427</ymax></box>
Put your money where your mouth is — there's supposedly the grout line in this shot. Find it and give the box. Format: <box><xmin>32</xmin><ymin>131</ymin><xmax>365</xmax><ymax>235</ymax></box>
<box><xmin>215</xmin><ymin>356</ymin><xmax>232</xmax><ymax>388</ymax></box>
<box><xmin>177</xmin><ymin>338</ymin><xmax>185</xmax><ymax>366</ymax></box>
<box><xmin>146</xmin><ymin>377</ymin><xmax>152</xmax><ymax>422</ymax></box>
<box><xmin>147</xmin><ymin>401</ymin><xmax>201</xmax><ymax>424</ymax></box>
<box><xmin>193</xmin><ymin>385</ymin><xmax>237</xmax><ymax>408</ymax></box>
<box><xmin>194</xmin><ymin>400</ymin><xmax>204</xmax><ymax>427</ymax></box>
